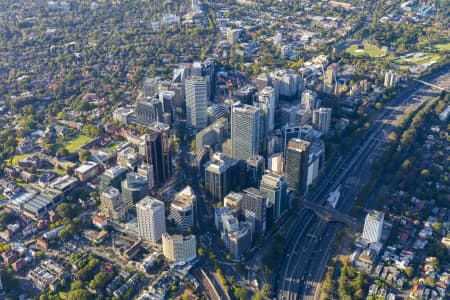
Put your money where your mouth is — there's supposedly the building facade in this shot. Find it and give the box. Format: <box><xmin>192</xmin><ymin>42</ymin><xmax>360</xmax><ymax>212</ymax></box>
<box><xmin>185</xmin><ymin>76</ymin><xmax>208</xmax><ymax>129</ymax></box>
<box><xmin>136</xmin><ymin>196</ymin><xmax>166</xmax><ymax>243</ymax></box>
<box><xmin>231</xmin><ymin>103</ymin><xmax>261</xmax><ymax>161</ymax></box>
<box><xmin>162</xmin><ymin>233</ymin><xmax>197</xmax><ymax>264</ymax></box>
<box><xmin>285</xmin><ymin>138</ymin><xmax>310</xmax><ymax>193</ymax></box>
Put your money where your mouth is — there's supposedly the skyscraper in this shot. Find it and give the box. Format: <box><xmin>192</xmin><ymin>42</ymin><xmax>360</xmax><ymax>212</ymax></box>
<box><xmin>137</xmin><ymin>163</ymin><xmax>155</xmax><ymax>192</ymax></box>
<box><xmin>246</xmin><ymin>155</ymin><xmax>265</xmax><ymax>188</ymax></box>
<box><xmin>169</xmin><ymin>186</ymin><xmax>196</xmax><ymax>233</ymax></box>
<box><xmin>100</xmin><ymin>186</ymin><xmax>126</xmax><ymax>221</ymax></box>
<box><xmin>241</xmin><ymin>188</ymin><xmax>266</xmax><ymax>237</ymax></box>
<box><xmin>121</xmin><ymin>173</ymin><xmax>148</xmax><ymax>208</ymax></box>
<box><xmin>135</xmin><ymin>97</ymin><xmax>163</xmax><ymax>127</ymax></box>
<box><xmin>312</xmin><ymin>107</ymin><xmax>332</xmax><ymax>134</ymax></box>
<box><xmin>285</xmin><ymin>138</ymin><xmax>310</xmax><ymax>193</ymax></box>
<box><xmin>99</xmin><ymin>166</ymin><xmax>128</xmax><ymax>191</ymax></box>
<box><xmin>162</xmin><ymin>233</ymin><xmax>197</xmax><ymax>264</ymax></box>
<box><xmin>260</xmin><ymin>170</ymin><xmax>287</xmax><ymax>221</ymax></box>
<box><xmin>136</xmin><ymin>196</ymin><xmax>166</xmax><ymax>243</ymax></box>
<box><xmin>204</xmin><ymin>153</ymin><xmax>231</xmax><ymax>203</ymax></box>
<box><xmin>141</xmin><ymin>122</ymin><xmax>172</xmax><ymax>185</ymax></box>
<box><xmin>185</xmin><ymin>76</ymin><xmax>208</xmax><ymax>129</ymax></box>
<box><xmin>257</xmin><ymin>86</ymin><xmax>276</xmax><ymax>133</ymax></box>
<box><xmin>362</xmin><ymin>210</ymin><xmax>384</xmax><ymax>244</ymax></box>
<box><xmin>231</xmin><ymin>103</ymin><xmax>261</xmax><ymax>161</ymax></box>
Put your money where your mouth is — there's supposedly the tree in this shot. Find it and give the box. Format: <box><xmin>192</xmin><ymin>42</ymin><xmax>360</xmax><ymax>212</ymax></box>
<box><xmin>404</xmin><ymin>266</ymin><xmax>414</xmax><ymax>278</ymax></box>
<box><xmin>78</xmin><ymin>150</ymin><xmax>90</xmax><ymax>162</ymax></box>
<box><xmin>432</xmin><ymin>222</ymin><xmax>443</xmax><ymax>233</ymax></box>
<box><xmin>234</xmin><ymin>287</ymin><xmax>247</xmax><ymax>300</ymax></box>
<box><xmin>55</xmin><ymin>203</ymin><xmax>78</xmax><ymax>219</ymax></box>
<box><xmin>261</xmin><ymin>283</ymin><xmax>272</xmax><ymax>297</ymax></box>
<box><xmin>67</xmin><ymin>289</ymin><xmax>91</xmax><ymax>300</ymax></box>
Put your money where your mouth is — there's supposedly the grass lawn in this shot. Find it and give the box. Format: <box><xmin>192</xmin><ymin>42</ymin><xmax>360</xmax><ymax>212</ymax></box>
<box><xmin>64</xmin><ymin>135</ymin><xmax>94</xmax><ymax>153</ymax></box>
<box><xmin>434</xmin><ymin>43</ymin><xmax>450</xmax><ymax>52</ymax></box>
<box><xmin>10</xmin><ymin>154</ymin><xmax>32</xmax><ymax>166</ymax></box>
<box><xmin>394</xmin><ymin>53</ymin><xmax>441</xmax><ymax>66</ymax></box>
<box><xmin>345</xmin><ymin>44</ymin><xmax>386</xmax><ymax>58</ymax></box>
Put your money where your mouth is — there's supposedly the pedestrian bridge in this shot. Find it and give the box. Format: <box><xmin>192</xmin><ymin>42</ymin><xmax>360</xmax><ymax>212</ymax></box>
<box><xmin>301</xmin><ymin>200</ymin><xmax>358</xmax><ymax>232</ymax></box>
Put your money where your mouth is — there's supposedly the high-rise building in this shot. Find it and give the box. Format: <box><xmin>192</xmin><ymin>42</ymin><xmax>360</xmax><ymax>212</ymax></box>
<box><xmin>301</xmin><ymin>90</ymin><xmax>318</xmax><ymax>111</ymax></box>
<box><xmin>223</xmin><ymin>192</ymin><xmax>243</xmax><ymax>215</ymax></box>
<box><xmin>241</xmin><ymin>188</ymin><xmax>266</xmax><ymax>237</ymax></box>
<box><xmin>162</xmin><ymin>233</ymin><xmax>197</xmax><ymax>264</ymax></box>
<box><xmin>228</xmin><ymin>222</ymin><xmax>252</xmax><ymax>260</ymax></box>
<box><xmin>136</xmin><ymin>196</ymin><xmax>166</xmax><ymax>243</ymax></box>
<box><xmin>100</xmin><ymin>186</ymin><xmax>126</xmax><ymax>221</ymax></box>
<box><xmin>140</xmin><ymin>122</ymin><xmax>172</xmax><ymax>185</ymax></box>
<box><xmin>158</xmin><ymin>91</ymin><xmax>176</xmax><ymax>124</ymax></box>
<box><xmin>257</xmin><ymin>87</ymin><xmax>276</xmax><ymax>132</ymax></box>
<box><xmin>231</xmin><ymin>103</ymin><xmax>261</xmax><ymax>161</ymax></box>
<box><xmin>246</xmin><ymin>155</ymin><xmax>265</xmax><ymax>188</ymax></box>
<box><xmin>195</xmin><ymin>117</ymin><xmax>229</xmax><ymax>153</ymax></box>
<box><xmin>260</xmin><ymin>171</ymin><xmax>287</xmax><ymax>221</ymax></box>
<box><xmin>325</xmin><ymin>64</ymin><xmax>338</xmax><ymax>86</ymax></box>
<box><xmin>99</xmin><ymin>166</ymin><xmax>128</xmax><ymax>191</ymax></box>
<box><xmin>143</xmin><ymin>77</ymin><xmax>160</xmax><ymax>97</ymax></box>
<box><xmin>384</xmin><ymin>70</ymin><xmax>398</xmax><ymax>88</ymax></box>
<box><xmin>204</xmin><ymin>153</ymin><xmax>232</xmax><ymax>203</ymax></box>
<box><xmin>121</xmin><ymin>173</ymin><xmax>148</xmax><ymax>208</ymax></box>
<box><xmin>227</xmin><ymin>28</ymin><xmax>241</xmax><ymax>44</ymax></box>
<box><xmin>312</xmin><ymin>107</ymin><xmax>332</xmax><ymax>134</ymax></box>
<box><xmin>185</xmin><ymin>76</ymin><xmax>208</xmax><ymax>129</ymax></box>
<box><xmin>233</xmin><ymin>85</ymin><xmax>257</xmax><ymax>106</ymax></box>
<box><xmin>268</xmin><ymin>153</ymin><xmax>284</xmax><ymax>174</ymax></box>
<box><xmin>137</xmin><ymin>163</ymin><xmax>155</xmax><ymax>192</ymax></box>
<box><xmin>169</xmin><ymin>186</ymin><xmax>196</xmax><ymax>233</ymax></box>
<box><xmin>362</xmin><ymin>210</ymin><xmax>384</xmax><ymax>244</ymax></box>
<box><xmin>285</xmin><ymin>138</ymin><xmax>310</xmax><ymax>193</ymax></box>
<box><xmin>136</xmin><ymin>97</ymin><xmax>163</xmax><ymax>127</ymax></box>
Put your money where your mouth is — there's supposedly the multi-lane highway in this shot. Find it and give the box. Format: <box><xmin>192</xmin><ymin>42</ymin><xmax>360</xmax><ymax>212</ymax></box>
<box><xmin>276</xmin><ymin>68</ymin><xmax>450</xmax><ymax>300</ymax></box>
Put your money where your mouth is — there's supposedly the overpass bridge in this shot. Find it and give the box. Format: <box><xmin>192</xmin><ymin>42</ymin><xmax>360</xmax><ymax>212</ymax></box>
<box><xmin>301</xmin><ymin>201</ymin><xmax>358</xmax><ymax>233</ymax></box>
<box><xmin>413</xmin><ymin>78</ymin><xmax>449</xmax><ymax>92</ymax></box>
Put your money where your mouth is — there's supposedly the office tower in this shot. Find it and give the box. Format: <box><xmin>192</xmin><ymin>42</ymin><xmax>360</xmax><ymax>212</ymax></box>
<box><xmin>99</xmin><ymin>166</ymin><xmax>128</xmax><ymax>191</ymax></box>
<box><xmin>143</xmin><ymin>77</ymin><xmax>160</xmax><ymax>97</ymax></box>
<box><xmin>270</xmin><ymin>69</ymin><xmax>301</xmax><ymax>98</ymax></box>
<box><xmin>121</xmin><ymin>173</ymin><xmax>148</xmax><ymax>208</ymax></box>
<box><xmin>241</xmin><ymin>188</ymin><xmax>266</xmax><ymax>237</ymax></box>
<box><xmin>384</xmin><ymin>70</ymin><xmax>398</xmax><ymax>88</ymax></box>
<box><xmin>204</xmin><ymin>153</ymin><xmax>231</xmax><ymax>203</ymax></box>
<box><xmin>260</xmin><ymin>171</ymin><xmax>288</xmax><ymax>221</ymax></box>
<box><xmin>301</xmin><ymin>90</ymin><xmax>318</xmax><ymax>111</ymax></box>
<box><xmin>185</xmin><ymin>76</ymin><xmax>207</xmax><ymax>129</ymax></box>
<box><xmin>136</xmin><ymin>196</ymin><xmax>166</xmax><ymax>243</ymax></box>
<box><xmin>285</xmin><ymin>138</ymin><xmax>310</xmax><ymax>193</ymax></box>
<box><xmin>268</xmin><ymin>153</ymin><xmax>284</xmax><ymax>174</ymax></box>
<box><xmin>231</xmin><ymin>103</ymin><xmax>261</xmax><ymax>161</ymax></box>
<box><xmin>169</xmin><ymin>186</ymin><xmax>196</xmax><ymax>233</ymax></box>
<box><xmin>257</xmin><ymin>86</ymin><xmax>276</xmax><ymax>132</ymax></box>
<box><xmin>100</xmin><ymin>186</ymin><xmax>126</xmax><ymax>221</ymax></box>
<box><xmin>307</xmin><ymin>139</ymin><xmax>325</xmax><ymax>186</ymax></box>
<box><xmin>227</xmin><ymin>28</ymin><xmax>240</xmax><ymax>44</ymax></box>
<box><xmin>234</xmin><ymin>85</ymin><xmax>257</xmax><ymax>105</ymax></box>
<box><xmin>325</xmin><ymin>64</ymin><xmax>338</xmax><ymax>86</ymax></box>
<box><xmin>173</xmin><ymin>66</ymin><xmax>189</xmax><ymax>84</ymax></box>
<box><xmin>196</xmin><ymin>117</ymin><xmax>229</xmax><ymax>153</ymax></box>
<box><xmin>191</xmin><ymin>62</ymin><xmax>202</xmax><ymax>77</ymax></box>
<box><xmin>141</xmin><ymin>122</ymin><xmax>172</xmax><ymax>185</ymax></box>
<box><xmin>281</xmin><ymin>125</ymin><xmax>302</xmax><ymax>159</ymax></box>
<box><xmin>159</xmin><ymin>90</ymin><xmax>176</xmax><ymax>124</ymax></box>
<box><xmin>223</xmin><ymin>192</ymin><xmax>243</xmax><ymax>215</ymax></box>
<box><xmin>362</xmin><ymin>210</ymin><xmax>384</xmax><ymax>244</ymax></box>
<box><xmin>137</xmin><ymin>163</ymin><xmax>155</xmax><ymax>192</ymax></box>
<box><xmin>246</xmin><ymin>155</ymin><xmax>265</xmax><ymax>188</ymax></box>
<box><xmin>228</xmin><ymin>222</ymin><xmax>252</xmax><ymax>260</ymax></box>
<box><xmin>162</xmin><ymin>233</ymin><xmax>197</xmax><ymax>264</ymax></box>
<box><xmin>312</xmin><ymin>107</ymin><xmax>332</xmax><ymax>134</ymax></box>
<box><xmin>136</xmin><ymin>97</ymin><xmax>163</xmax><ymax>127</ymax></box>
